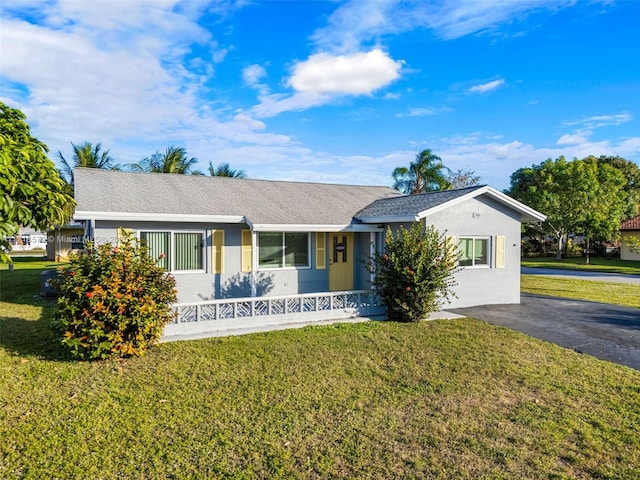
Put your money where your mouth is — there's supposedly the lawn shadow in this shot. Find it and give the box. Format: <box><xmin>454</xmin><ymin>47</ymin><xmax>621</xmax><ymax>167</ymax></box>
<box><xmin>0</xmin><ymin>304</ymin><xmax>71</xmax><ymax>361</ymax></box>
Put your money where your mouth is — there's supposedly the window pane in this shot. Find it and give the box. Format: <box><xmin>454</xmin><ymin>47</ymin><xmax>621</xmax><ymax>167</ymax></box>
<box><xmin>258</xmin><ymin>232</ymin><xmax>283</xmax><ymax>268</ymax></box>
<box><xmin>458</xmin><ymin>238</ymin><xmax>473</xmax><ymax>266</ymax></box>
<box><xmin>285</xmin><ymin>233</ymin><xmax>309</xmax><ymax>267</ymax></box>
<box><xmin>141</xmin><ymin>232</ymin><xmax>170</xmax><ymax>270</ymax></box>
<box><xmin>474</xmin><ymin>238</ymin><xmax>488</xmax><ymax>265</ymax></box>
<box><xmin>175</xmin><ymin>232</ymin><xmax>202</xmax><ymax>271</ymax></box>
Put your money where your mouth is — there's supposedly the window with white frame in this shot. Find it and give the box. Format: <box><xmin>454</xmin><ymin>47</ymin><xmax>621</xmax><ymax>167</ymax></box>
<box><xmin>140</xmin><ymin>231</ymin><xmax>204</xmax><ymax>272</ymax></box>
<box><xmin>258</xmin><ymin>232</ymin><xmax>309</xmax><ymax>269</ymax></box>
<box><xmin>458</xmin><ymin>237</ymin><xmax>490</xmax><ymax>267</ymax></box>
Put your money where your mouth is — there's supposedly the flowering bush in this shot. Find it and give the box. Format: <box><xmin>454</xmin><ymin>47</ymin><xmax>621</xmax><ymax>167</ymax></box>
<box><xmin>368</xmin><ymin>224</ymin><xmax>459</xmax><ymax>322</ymax></box>
<box><xmin>52</xmin><ymin>231</ymin><xmax>177</xmax><ymax>360</ymax></box>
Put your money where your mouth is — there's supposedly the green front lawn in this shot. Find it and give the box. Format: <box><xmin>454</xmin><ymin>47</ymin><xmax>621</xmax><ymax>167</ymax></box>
<box><xmin>521</xmin><ymin>274</ymin><xmax>640</xmax><ymax>308</ymax></box>
<box><xmin>522</xmin><ymin>256</ymin><xmax>640</xmax><ymax>275</ymax></box>
<box><xmin>1</xmin><ymin>260</ymin><xmax>639</xmax><ymax>478</ymax></box>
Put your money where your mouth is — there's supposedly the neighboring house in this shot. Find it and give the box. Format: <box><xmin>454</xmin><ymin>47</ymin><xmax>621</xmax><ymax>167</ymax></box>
<box><xmin>72</xmin><ymin>168</ymin><xmax>545</xmax><ymax>333</ymax></box>
<box><xmin>620</xmin><ymin>215</ymin><xmax>640</xmax><ymax>261</ymax></box>
<box><xmin>4</xmin><ymin>227</ymin><xmax>47</xmax><ymax>252</ymax></box>
<box><xmin>46</xmin><ymin>224</ymin><xmax>86</xmax><ymax>261</ymax></box>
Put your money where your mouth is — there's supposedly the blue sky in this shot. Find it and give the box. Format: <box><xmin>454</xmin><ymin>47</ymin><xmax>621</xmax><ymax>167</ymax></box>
<box><xmin>1</xmin><ymin>0</ymin><xmax>639</xmax><ymax>190</ymax></box>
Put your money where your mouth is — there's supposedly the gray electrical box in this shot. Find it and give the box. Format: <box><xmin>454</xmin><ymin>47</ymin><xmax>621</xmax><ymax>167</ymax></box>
<box><xmin>40</xmin><ymin>270</ymin><xmax>60</xmax><ymax>297</ymax></box>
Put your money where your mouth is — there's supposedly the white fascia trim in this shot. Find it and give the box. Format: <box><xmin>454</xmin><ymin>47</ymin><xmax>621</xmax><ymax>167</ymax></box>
<box><xmin>73</xmin><ymin>211</ymin><xmax>246</xmax><ymax>224</ymax></box>
<box><xmin>483</xmin><ymin>187</ymin><xmax>547</xmax><ymax>222</ymax></box>
<box><xmin>416</xmin><ymin>186</ymin><xmax>547</xmax><ymax>223</ymax></box>
<box><xmin>251</xmin><ymin>224</ymin><xmax>380</xmax><ymax>233</ymax></box>
<box><xmin>355</xmin><ymin>215</ymin><xmax>420</xmax><ymax>224</ymax></box>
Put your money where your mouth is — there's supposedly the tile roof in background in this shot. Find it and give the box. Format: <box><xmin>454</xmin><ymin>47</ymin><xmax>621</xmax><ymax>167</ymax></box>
<box><xmin>620</xmin><ymin>215</ymin><xmax>640</xmax><ymax>230</ymax></box>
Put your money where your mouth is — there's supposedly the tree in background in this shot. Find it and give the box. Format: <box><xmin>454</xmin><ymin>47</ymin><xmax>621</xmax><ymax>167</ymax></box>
<box><xmin>58</xmin><ymin>141</ymin><xmax>119</xmax><ymax>186</ymax></box>
<box><xmin>593</xmin><ymin>155</ymin><xmax>640</xmax><ymax>219</ymax></box>
<box><xmin>446</xmin><ymin>168</ymin><xmax>481</xmax><ymax>189</ymax></box>
<box><xmin>0</xmin><ymin>101</ymin><xmax>75</xmax><ymax>262</ymax></box>
<box><xmin>208</xmin><ymin>161</ymin><xmax>247</xmax><ymax>178</ymax></box>
<box><xmin>507</xmin><ymin>156</ymin><xmax>626</xmax><ymax>261</ymax></box>
<box><xmin>131</xmin><ymin>146</ymin><xmax>203</xmax><ymax>175</ymax></box>
<box><xmin>392</xmin><ymin>149</ymin><xmax>450</xmax><ymax>194</ymax></box>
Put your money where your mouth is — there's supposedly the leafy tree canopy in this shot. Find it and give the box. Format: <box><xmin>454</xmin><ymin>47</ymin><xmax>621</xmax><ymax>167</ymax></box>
<box><xmin>131</xmin><ymin>146</ymin><xmax>203</xmax><ymax>175</ymax></box>
<box><xmin>507</xmin><ymin>156</ymin><xmax>626</xmax><ymax>260</ymax></box>
<box><xmin>392</xmin><ymin>149</ymin><xmax>450</xmax><ymax>194</ymax></box>
<box><xmin>208</xmin><ymin>161</ymin><xmax>247</xmax><ymax>178</ymax></box>
<box><xmin>592</xmin><ymin>155</ymin><xmax>640</xmax><ymax>219</ymax></box>
<box><xmin>58</xmin><ymin>141</ymin><xmax>119</xmax><ymax>185</ymax></box>
<box><xmin>446</xmin><ymin>168</ymin><xmax>481</xmax><ymax>189</ymax></box>
<box><xmin>0</xmin><ymin>101</ymin><xmax>75</xmax><ymax>262</ymax></box>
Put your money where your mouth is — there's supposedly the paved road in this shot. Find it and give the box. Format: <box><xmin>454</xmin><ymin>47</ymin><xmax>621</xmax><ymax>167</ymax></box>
<box><xmin>521</xmin><ymin>267</ymin><xmax>640</xmax><ymax>285</ymax></box>
<box><xmin>450</xmin><ymin>293</ymin><xmax>640</xmax><ymax>370</ymax></box>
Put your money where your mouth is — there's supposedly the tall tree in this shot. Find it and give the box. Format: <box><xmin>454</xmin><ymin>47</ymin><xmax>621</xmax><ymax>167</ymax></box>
<box><xmin>507</xmin><ymin>156</ymin><xmax>626</xmax><ymax>261</ymax></box>
<box><xmin>58</xmin><ymin>141</ymin><xmax>119</xmax><ymax>185</ymax></box>
<box><xmin>593</xmin><ymin>155</ymin><xmax>640</xmax><ymax>219</ymax></box>
<box><xmin>446</xmin><ymin>168</ymin><xmax>481</xmax><ymax>189</ymax></box>
<box><xmin>208</xmin><ymin>162</ymin><xmax>247</xmax><ymax>178</ymax></box>
<box><xmin>0</xmin><ymin>102</ymin><xmax>75</xmax><ymax>262</ymax></box>
<box><xmin>392</xmin><ymin>149</ymin><xmax>450</xmax><ymax>194</ymax></box>
<box><xmin>132</xmin><ymin>146</ymin><xmax>202</xmax><ymax>175</ymax></box>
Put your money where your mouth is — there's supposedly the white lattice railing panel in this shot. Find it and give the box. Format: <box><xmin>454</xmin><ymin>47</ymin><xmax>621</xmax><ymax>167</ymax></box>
<box><xmin>170</xmin><ymin>290</ymin><xmax>384</xmax><ymax>325</ymax></box>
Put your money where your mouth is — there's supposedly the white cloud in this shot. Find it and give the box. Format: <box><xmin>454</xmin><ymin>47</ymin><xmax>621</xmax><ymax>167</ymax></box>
<box><xmin>564</xmin><ymin>112</ymin><xmax>633</xmax><ymax>129</ymax></box>
<box><xmin>433</xmin><ymin>132</ymin><xmax>640</xmax><ymax>190</ymax></box>
<box><xmin>556</xmin><ymin>134</ymin><xmax>589</xmax><ymax>145</ymax></box>
<box><xmin>396</xmin><ymin>106</ymin><xmax>452</xmax><ymax>118</ymax></box>
<box><xmin>309</xmin><ymin>0</ymin><xmax>577</xmax><ymax>51</ymax></box>
<box><xmin>242</xmin><ymin>64</ymin><xmax>269</xmax><ymax>96</ymax></box>
<box><xmin>249</xmin><ymin>49</ymin><xmax>403</xmax><ymax>118</ymax></box>
<box><xmin>287</xmin><ymin>49</ymin><xmax>402</xmax><ymax>96</ymax></box>
<box><xmin>468</xmin><ymin>79</ymin><xmax>505</xmax><ymax>94</ymax></box>
<box><xmin>0</xmin><ymin>1</ymin><xmax>294</xmax><ymax>167</ymax></box>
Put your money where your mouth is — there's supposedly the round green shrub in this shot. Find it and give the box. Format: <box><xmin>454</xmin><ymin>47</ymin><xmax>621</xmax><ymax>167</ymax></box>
<box><xmin>368</xmin><ymin>224</ymin><xmax>459</xmax><ymax>322</ymax></box>
<box><xmin>52</xmin><ymin>233</ymin><xmax>177</xmax><ymax>360</ymax></box>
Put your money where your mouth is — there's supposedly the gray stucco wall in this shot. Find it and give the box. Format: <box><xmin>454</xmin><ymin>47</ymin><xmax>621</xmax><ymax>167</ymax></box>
<box><xmin>422</xmin><ymin>195</ymin><xmax>523</xmax><ymax>308</ymax></box>
<box><xmin>90</xmin><ymin>193</ymin><xmax>523</xmax><ymax>308</ymax></box>
<box><xmin>93</xmin><ymin>221</ymin><xmax>354</xmax><ymax>302</ymax></box>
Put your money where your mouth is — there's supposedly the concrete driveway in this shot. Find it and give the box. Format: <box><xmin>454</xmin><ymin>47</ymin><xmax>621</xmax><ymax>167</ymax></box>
<box><xmin>450</xmin><ymin>293</ymin><xmax>640</xmax><ymax>370</ymax></box>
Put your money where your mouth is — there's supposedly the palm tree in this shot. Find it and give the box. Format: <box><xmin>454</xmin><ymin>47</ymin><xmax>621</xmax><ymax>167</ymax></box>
<box><xmin>131</xmin><ymin>146</ymin><xmax>203</xmax><ymax>175</ymax></box>
<box><xmin>392</xmin><ymin>149</ymin><xmax>450</xmax><ymax>195</ymax></box>
<box><xmin>208</xmin><ymin>162</ymin><xmax>247</xmax><ymax>178</ymax></box>
<box><xmin>58</xmin><ymin>141</ymin><xmax>119</xmax><ymax>185</ymax></box>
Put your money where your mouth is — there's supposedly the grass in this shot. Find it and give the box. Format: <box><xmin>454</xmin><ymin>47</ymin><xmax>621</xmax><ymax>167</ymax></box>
<box><xmin>521</xmin><ymin>274</ymin><xmax>640</xmax><ymax>308</ymax></box>
<box><xmin>522</xmin><ymin>256</ymin><xmax>640</xmax><ymax>275</ymax></box>
<box><xmin>0</xmin><ymin>257</ymin><xmax>67</xmax><ymax>304</ymax></box>
<box><xmin>1</xmin><ymin>259</ymin><xmax>639</xmax><ymax>478</ymax></box>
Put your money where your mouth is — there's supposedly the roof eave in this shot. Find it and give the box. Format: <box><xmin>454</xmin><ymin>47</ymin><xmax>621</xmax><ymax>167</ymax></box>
<box><xmin>250</xmin><ymin>223</ymin><xmax>384</xmax><ymax>232</ymax></box>
<box><xmin>74</xmin><ymin>211</ymin><xmax>246</xmax><ymax>224</ymax></box>
<box><xmin>355</xmin><ymin>215</ymin><xmax>420</xmax><ymax>224</ymax></box>
<box><xmin>413</xmin><ymin>186</ymin><xmax>546</xmax><ymax>223</ymax></box>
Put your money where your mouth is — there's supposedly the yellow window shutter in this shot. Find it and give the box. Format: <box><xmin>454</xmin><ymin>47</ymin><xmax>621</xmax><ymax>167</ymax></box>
<box><xmin>316</xmin><ymin>232</ymin><xmax>326</xmax><ymax>269</ymax></box>
<box><xmin>495</xmin><ymin>235</ymin><xmax>506</xmax><ymax>269</ymax></box>
<box><xmin>212</xmin><ymin>230</ymin><xmax>224</xmax><ymax>274</ymax></box>
<box><xmin>117</xmin><ymin>227</ymin><xmax>133</xmax><ymax>246</ymax></box>
<box><xmin>241</xmin><ymin>229</ymin><xmax>252</xmax><ymax>273</ymax></box>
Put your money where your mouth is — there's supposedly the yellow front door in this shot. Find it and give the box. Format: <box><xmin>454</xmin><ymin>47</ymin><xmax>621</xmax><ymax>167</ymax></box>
<box><xmin>329</xmin><ymin>232</ymin><xmax>354</xmax><ymax>291</ymax></box>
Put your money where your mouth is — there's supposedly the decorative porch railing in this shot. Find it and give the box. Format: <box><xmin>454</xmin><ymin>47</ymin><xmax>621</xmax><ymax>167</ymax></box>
<box><xmin>170</xmin><ymin>290</ymin><xmax>384</xmax><ymax>325</ymax></box>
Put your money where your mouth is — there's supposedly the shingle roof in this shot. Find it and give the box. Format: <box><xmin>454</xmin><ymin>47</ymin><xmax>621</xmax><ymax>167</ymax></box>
<box><xmin>354</xmin><ymin>185</ymin><xmax>485</xmax><ymax>219</ymax></box>
<box><xmin>620</xmin><ymin>215</ymin><xmax>640</xmax><ymax>230</ymax></box>
<box><xmin>73</xmin><ymin>168</ymin><xmax>402</xmax><ymax>226</ymax></box>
